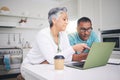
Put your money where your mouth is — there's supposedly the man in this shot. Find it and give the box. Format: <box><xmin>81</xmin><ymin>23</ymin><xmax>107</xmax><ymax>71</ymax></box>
<box><xmin>68</xmin><ymin>17</ymin><xmax>99</xmax><ymax>54</ymax></box>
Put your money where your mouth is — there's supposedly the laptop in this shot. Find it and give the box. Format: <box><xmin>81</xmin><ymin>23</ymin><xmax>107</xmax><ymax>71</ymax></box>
<box><xmin>108</xmin><ymin>58</ymin><xmax>120</xmax><ymax>65</ymax></box>
<box><xmin>65</xmin><ymin>42</ymin><xmax>115</xmax><ymax>70</ymax></box>
<box><xmin>108</xmin><ymin>50</ymin><xmax>120</xmax><ymax>65</ymax></box>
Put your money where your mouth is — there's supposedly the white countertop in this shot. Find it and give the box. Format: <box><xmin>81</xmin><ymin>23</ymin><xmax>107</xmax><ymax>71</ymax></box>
<box><xmin>22</xmin><ymin>64</ymin><xmax>120</xmax><ymax>80</ymax></box>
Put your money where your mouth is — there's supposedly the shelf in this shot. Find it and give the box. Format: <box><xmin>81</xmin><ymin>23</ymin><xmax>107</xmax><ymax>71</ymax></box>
<box><xmin>0</xmin><ymin>12</ymin><xmax>45</xmax><ymax>29</ymax></box>
<box><xmin>0</xmin><ymin>12</ymin><xmax>43</xmax><ymax>19</ymax></box>
<box><xmin>0</xmin><ymin>22</ymin><xmax>42</xmax><ymax>29</ymax></box>
<box><xmin>0</xmin><ymin>22</ymin><xmax>17</xmax><ymax>28</ymax></box>
<box><xmin>16</xmin><ymin>23</ymin><xmax>43</xmax><ymax>29</ymax></box>
<box><xmin>16</xmin><ymin>26</ymin><xmax>41</xmax><ymax>29</ymax></box>
<box><xmin>0</xmin><ymin>26</ymin><xmax>41</xmax><ymax>29</ymax></box>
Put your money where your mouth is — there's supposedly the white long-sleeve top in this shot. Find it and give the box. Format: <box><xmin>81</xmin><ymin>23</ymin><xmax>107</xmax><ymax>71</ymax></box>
<box><xmin>22</xmin><ymin>27</ymin><xmax>75</xmax><ymax>64</ymax></box>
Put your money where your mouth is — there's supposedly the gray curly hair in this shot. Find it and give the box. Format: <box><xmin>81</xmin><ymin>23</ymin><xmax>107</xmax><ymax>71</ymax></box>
<box><xmin>48</xmin><ymin>7</ymin><xmax>67</xmax><ymax>27</ymax></box>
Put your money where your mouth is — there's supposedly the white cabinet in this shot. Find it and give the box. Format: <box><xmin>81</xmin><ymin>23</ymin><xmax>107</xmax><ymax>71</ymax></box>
<box><xmin>59</xmin><ymin>0</ymin><xmax>78</xmax><ymax>20</ymax></box>
<box><xmin>77</xmin><ymin>0</ymin><xmax>120</xmax><ymax>31</ymax></box>
<box><xmin>100</xmin><ymin>0</ymin><xmax>120</xmax><ymax>30</ymax></box>
<box><xmin>77</xmin><ymin>0</ymin><xmax>101</xmax><ymax>38</ymax></box>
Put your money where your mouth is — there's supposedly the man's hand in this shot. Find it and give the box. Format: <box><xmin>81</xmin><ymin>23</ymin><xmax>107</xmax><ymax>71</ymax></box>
<box><xmin>73</xmin><ymin>43</ymin><xmax>90</xmax><ymax>52</ymax></box>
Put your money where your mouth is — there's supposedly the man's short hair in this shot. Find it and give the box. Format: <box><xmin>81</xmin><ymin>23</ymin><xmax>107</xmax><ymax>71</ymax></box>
<box><xmin>77</xmin><ymin>17</ymin><xmax>92</xmax><ymax>26</ymax></box>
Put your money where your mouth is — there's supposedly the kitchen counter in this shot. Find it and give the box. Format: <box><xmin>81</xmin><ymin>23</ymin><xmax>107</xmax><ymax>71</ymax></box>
<box><xmin>22</xmin><ymin>64</ymin><xmax>120</xmax><ymax>80</ymax></box>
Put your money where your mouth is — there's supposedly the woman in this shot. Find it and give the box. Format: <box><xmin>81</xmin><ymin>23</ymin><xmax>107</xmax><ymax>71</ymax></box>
<box><xmin>21</xmin><ymin>7</ymin><xmax>89</xmax><ymax>79</ymax></box>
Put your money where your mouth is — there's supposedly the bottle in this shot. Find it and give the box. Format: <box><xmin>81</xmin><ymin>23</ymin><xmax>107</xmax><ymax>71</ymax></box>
<box><xmin>54</xmin><ymin>54</ymin><xmax>65</xmax><ymax>70</ymax></box>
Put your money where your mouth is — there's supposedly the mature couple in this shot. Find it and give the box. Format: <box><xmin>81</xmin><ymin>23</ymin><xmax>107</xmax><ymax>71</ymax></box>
<box><xmin>20</xmin><ymin>7</ymin><xmax>99</xmax><ymax>79</ymax></box>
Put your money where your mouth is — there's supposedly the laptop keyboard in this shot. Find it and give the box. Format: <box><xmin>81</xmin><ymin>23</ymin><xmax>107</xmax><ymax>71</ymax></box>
<box><xmin>72</xmin><ymin>62</ymin><xmax>85</xmax><ymax>67</ymax></box>
<box><xmin>108</xmin><ymin>58</ymin><xmax>120</xmax><ymax>65</ymax></box>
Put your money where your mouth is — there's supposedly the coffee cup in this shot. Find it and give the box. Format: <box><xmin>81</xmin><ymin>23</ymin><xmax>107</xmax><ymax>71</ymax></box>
<box><xmin>54</xmin><ymin>55</ymin><xmax>65</xmax><ymax>70</ymax></box>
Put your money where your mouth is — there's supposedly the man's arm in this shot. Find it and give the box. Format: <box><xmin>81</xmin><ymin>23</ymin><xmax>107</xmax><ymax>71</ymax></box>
<box><xmin>72</xmin><ymin>53</ymin><xmax>88</xmax><ymax>62</ymax></box>
<box><xmin>41</xmin><ymin>53</ymin><xmax>88</xmax><ymax>64</ymax></box>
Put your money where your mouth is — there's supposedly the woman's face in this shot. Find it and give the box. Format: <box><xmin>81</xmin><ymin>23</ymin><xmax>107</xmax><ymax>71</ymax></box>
<box><xmin>54</xmin><ymin>12</ymin><xmax>68</xmax><ymax>31</ymax></box>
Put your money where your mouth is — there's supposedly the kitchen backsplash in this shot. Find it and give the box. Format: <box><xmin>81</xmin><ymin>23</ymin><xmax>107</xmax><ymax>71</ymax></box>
<box><xmin>0</xmin><ymin>28</ymin><xmax>40</xmax><ymax>48</ymax></box>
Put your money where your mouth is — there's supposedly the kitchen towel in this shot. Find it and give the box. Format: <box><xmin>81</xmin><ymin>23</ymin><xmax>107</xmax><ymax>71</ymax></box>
<box><xmin>4</xmin><ymin>54</ymin><xmax>11</xmax><ymax>70</ymax></box>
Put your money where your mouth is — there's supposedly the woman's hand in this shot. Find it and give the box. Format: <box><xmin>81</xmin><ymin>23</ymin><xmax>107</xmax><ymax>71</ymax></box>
<box><xmin>72</xmin><ymin>43</ymin><xmax>90</xmax><ymax>52</ymax></box>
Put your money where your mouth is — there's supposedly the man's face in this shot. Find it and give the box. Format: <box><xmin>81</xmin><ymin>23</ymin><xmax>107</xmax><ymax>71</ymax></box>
<box><xmin>77</xmin><ymin>22</ymin><xmax>92</xmax><ymax>41</ymax></box>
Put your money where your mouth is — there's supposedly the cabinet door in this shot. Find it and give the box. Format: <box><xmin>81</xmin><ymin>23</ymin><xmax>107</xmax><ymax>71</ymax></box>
<box><xmin>100</xmin><ymin>0</ymin><xmax>120</xmax><ymax>30</ymax></box>
<box><xmin>77</xmin><ymin>0</ymin><xmax>100</xmax><ymax>38</ymax></box>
